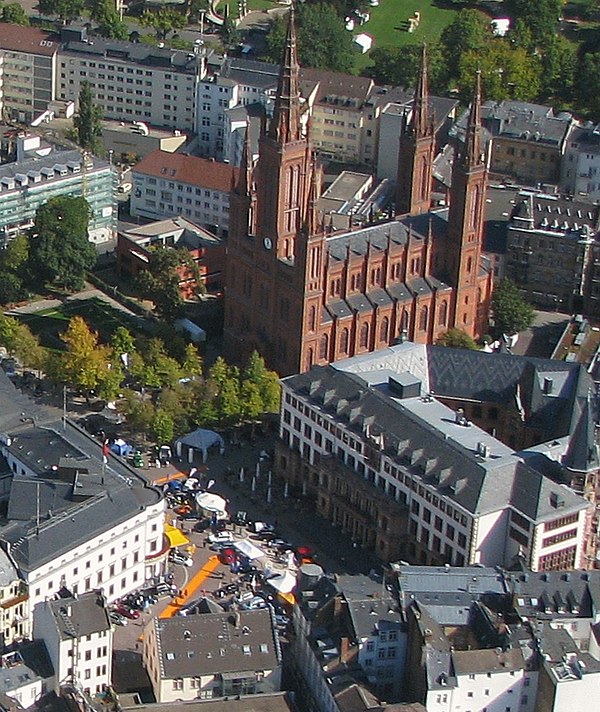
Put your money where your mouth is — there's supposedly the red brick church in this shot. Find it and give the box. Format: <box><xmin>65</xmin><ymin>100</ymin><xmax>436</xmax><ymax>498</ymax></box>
<box><xmin>224</xmin><ymin>11</ymin><xmax>493</xmax><ymax>377</ymax></box>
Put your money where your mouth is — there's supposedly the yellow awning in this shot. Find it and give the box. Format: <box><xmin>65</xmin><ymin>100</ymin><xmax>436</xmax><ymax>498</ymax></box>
<box><xmin>278</xmin><ymin>591</ymin><xmax>296</xmax><ymax>606</ymax></box>
<box><xmin>165</xmin><ymin>523</ymin><xmax>190</xmax><ymax>548</ymax></box>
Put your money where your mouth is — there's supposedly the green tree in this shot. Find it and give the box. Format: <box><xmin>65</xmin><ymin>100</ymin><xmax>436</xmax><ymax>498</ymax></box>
<box><xmin>0</xmin><ymin>315</ymin><xmax>46</xmax><ymax>371</ymax></box>
<box><xmin>2</xmin><ymin>3</ymin><xmax>30</xmax><ymax>24</ymax></box>
<box><xmin>504</xmin><ymin>0</ymin><xmax>562</xmax><ymax>44</ymax></box>
<box><xmin>0</xmin><ymin>314</ymin><xmax>21</xmax><ymax>353</ymax></box>
<box><xmin>129</xmin><ymin>338</ymin><xmax>183</xmax><ymax>389</ymax></box>
<box><xmin>0</xmin><ymin>272</ymin><xmax>25</xmax><ymax>305</ymax></box>
<box><xmin>214</xmin><ymin>374</ymin><xmax>241</xmax><ymax>426</ymax></box>
<box><xmin>436</xmin><ymin>328</ymin><xmax>478</xmax><ymax>350</ymax></box>
<box><xmin>539</xmin><ymin>35</ymin><xmax>576</xmax><ymax>103</ymax></box>
<box><xmin>110</xmin><ymin>326</ymin><xmax>136</xmax><ymax>366</ymax></box>
<box><xmin>365</xmin><ymin>43</ymin><xmax>447</xmax><ymax>94</ymax></box>
<box><xmin>240</xmin><ymin>379</ymin><xmax>264</xmax><ymax>420</ymax></box>
<box><xmin>152</xmin><ymin>409</ymin><xmax>175</xmax><ymax>444</ymax></box>
<box><xmin>120</xmin><ymin>390</ymin><xmax>155</xmax><ymax>436</ymax></box>
<box><xmin>37</xmin><ymin>0</ymin><xmax>84</xmax><ymax>23</ymax></box>
<box><xmin>439</xmin><ymin>9</ymin><xmax>491</xmax><ymax>82</ymax></box>
<box><xmin>220</xmin><ymin>15</ymin><xmax>240</xmax><ymax>49</ymax></box>
<box><xmin>0</xmin><ymin>234</ymin><xmax>29</xmax><ymax>278</ymax></box>
<box><xmin>135</xmin><ymin>247</ymin><xmax>190</xmax><ymax>321</ymax></box>
<box><xmin>575</xmin><ymin>51</ymin><xmax>600</xmax><ymax>116</ymax></box>
<box><xmin>458</xmin><ymin>40</ymin><xmax>542</xmax><ymax>103</ymax></box>
<box><xmin>264</xmin><ymin>3</ymin><xmax>354</xmax><ymax>73</ymax></box>
<box><xmin>29</xmin><ymin>196</ymin><xmax>96</xmax><ymax>292</ymax></box>
<box><xmin>140</xmin><ymin>8</ymin><xmax>186</xmax><ymax>40</ymax></box>
<box><xmin>181</xmin><ymin>343</ymin><xmax>203</xmax><ymax>378</ymax></box>
<box><xmin>491</xmin><ymin>279</ymin><xmax>535</xmax><ymax>336</ymax></box>
<box><xmin>74</xmin><ymin>81</ymin><xmax>103</xmax><ymax>154</ymax></box>
<box><xmin>243</xmin><ymin>351</ymin><xmax>280</xmax><ymax>413</ymax></box>
<box><xmin>58</xmin><ymin>316</ymin><xmax>113</xmax><ymax>393</ymax></box>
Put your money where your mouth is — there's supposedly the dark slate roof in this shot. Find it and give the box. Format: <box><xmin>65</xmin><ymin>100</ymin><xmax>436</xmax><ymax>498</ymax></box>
<box><xmin>346</xmin><ymin>293</ymin><xmax>373</xmax><ymax>315</ymax></box>
<box><xmin>327</xmin><ymin>300</ymin><xmax>353</xmax><ymax>319</ymax></box>
<box><xmin>152</xmin><ymin>609</ymin><xmax>280</xmax><ymax>679</ymax></box>
<box><xmin>0</xmin><ymin>370</ymin><xmax>162</xmax><ymax>573</ymax></box>
<box><xmin>46</xmin><ymin>592</ymin><xmax>111</xmax><ymax>640</ymax></box>
<box><xmin>407</xmin><ymin>277</ymin><xmax>432</xmax><ymax>297</ymax></box>
<box><xmin>367</xmin><ymin>288</ymin><xmax>393</xmax><ymax>307</ymax></box>
<box><xmin>0</xmin><ymin>641</ymin><xmax>53</xmax><ymax>696</ymax></box>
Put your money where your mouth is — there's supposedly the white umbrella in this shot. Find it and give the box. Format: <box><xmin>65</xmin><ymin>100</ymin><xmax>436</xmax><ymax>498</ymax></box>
<box><xmin>283</xmin><ymin>481</ymin><xmax>289</xmax><ymax>499</ymax></box>
<box><xmin>251</xmin><ymin>476</ymin><xmax>256</xmax><ymax>493</ymax></box>
<box><xmin>239</xmin><ymin>467</ymin><xmax>245</xmax><ymax>483</ymax></box>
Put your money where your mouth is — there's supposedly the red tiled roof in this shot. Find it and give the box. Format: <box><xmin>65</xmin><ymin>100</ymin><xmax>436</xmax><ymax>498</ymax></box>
<box><xmin>0</xmin><ymin>23</ymin><xmax>58</xmax><ymax>56</ymax></box>
<box><xmin>132</xmin><ymin>151</ymin><xmax>239</xmax><ymax>193</ymax></box>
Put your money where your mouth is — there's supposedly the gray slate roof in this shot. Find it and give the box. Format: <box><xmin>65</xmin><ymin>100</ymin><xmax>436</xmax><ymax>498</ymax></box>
<box><xmin>46</xmin><ymin>592</ymin><xmax>111</xmax><ymax>640</ymax></box>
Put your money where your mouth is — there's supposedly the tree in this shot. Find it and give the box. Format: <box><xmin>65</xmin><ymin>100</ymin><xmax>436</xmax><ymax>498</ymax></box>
<box><xmin>436</xmin><ymin>328</ymin><xmax>478</xmax><ymax>350</ymax></box>
<box><xmin>491</xmin><ymin>279</ymin><xmax>535</xmax><ymax>336</ymax></box>
<box><xmin>140</xmin><ymin>8</ymin><xmax>186</xmax><ymax>40</ymax></box>
<box><xmin>242</xmin><ymin>351</ymin><xmax>280</xmax><ymax>413</ymax></box>
<box><xmin>263</xmin><ymin>3</ymin><xmax>355</xmax><ymax>74</ymax></box>
<box><xmin>151</xmin><ymin>409</ymin><xmax>175</xmax><ymax>444</ymax></box>
<box><xmin>220</xmin><ymin>15</ymin><xmax>240</xmax><ymax>49</ymax></box>
<box><xmin>58</xmin><ymin>316</ymin><xmax>113</xmax><ymax>393</ymax></box>
<box><xmin>110</xmin><ymin>326</ymin><xmax>136</xmax><ymax>367</ymax></box>
<box><xmin>539</xmin><ymin>35</ymin><xmax>577</xmax><ymax>103</ymax></box>
<box><xmin>575</xmin><ymin>51</ymin><xmax>600</xmax><ymax>116</ymax></box>
<box><xmin>439</xmin><ymin>9</ymin><xmax>491</xmax><ymax>81</ymax></box>
<box><xmin>73</xmin><ymin>82</ymin><xmax>103</xmax><ymax>154</ymax></box>
<box><xmin>135</xmin><ymin>247</ymin><xmax>189</xmax><ymax>321</ymax></box>
<box><xmin>37</xmin><ymin>0</ymin><xmax>84</xmax><ymax>23</ymax></box>
<box><xmin>0</xmin><ymin>315</ymin><xmax>46</xmax><ymax>372</ymax></box>
<box><xmin>28</xmin><ymin>196</ymin><xmax>96</xmax><ymax>292</ymax></box>
<box><xmin>0</xmin><ymin>234</ymin><xmax>29</xmax><ymax>278</ymax></box>
<box><xmin>2</xmin><ymin>3</ymin><xmax>30</xmax><ymax>24</ymax></box>
<box><xmin>504</xmin><ymin>0</ymin><xmax>562</xmax><ymax>44</ymax></box>
<box><xmin>458</xmin><ymin>40</ymin><xmax>542</xmax><ymax>103</ymax></box>
<box><xmin>181</xmin><ymin>343</ymin><xmax>203</xmax><ymax>378</ymax></box>
<box><xmin>0</xmin><ymin>272</ymin><xmax>25</xmax><ymax>305</ymax></box>
<box><xmin>365</xmin><ymin>43</ymin><xmax>447</xmax><ymax>94</ymax></box>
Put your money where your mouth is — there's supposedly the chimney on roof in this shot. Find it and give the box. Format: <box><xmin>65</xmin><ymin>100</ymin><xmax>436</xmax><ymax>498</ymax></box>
<box><xmin>543</xmin><ymin>377</ymin><xmax>553</xmax><ymax>395</ymax></box>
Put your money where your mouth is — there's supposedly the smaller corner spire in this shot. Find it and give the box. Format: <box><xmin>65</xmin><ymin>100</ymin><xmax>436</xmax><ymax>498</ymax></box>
<box><xmin>463</xmin><ymin>70</ymin><xmax>483</xmax><ymax>167</ymax></box>
<box><xmin>269</xmin><ymin>4</ymin><xmax>301</xmax><ymax>144</ymax></box>
<box><xmin>411</xmin><ymin>43</ymin><xmax>431</xmax><ymax>138</ymax></box>
<box><xmin>236</xmin><ymin>127</ymin><xmax>253</xmax><ymax>196</ymax></box>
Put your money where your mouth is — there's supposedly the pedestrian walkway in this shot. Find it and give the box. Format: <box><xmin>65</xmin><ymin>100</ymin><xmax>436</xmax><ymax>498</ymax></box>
<box><xmin>159</xmin><ymin>555</ymin><xmax>220</xmax><ymax>618</ymax></box>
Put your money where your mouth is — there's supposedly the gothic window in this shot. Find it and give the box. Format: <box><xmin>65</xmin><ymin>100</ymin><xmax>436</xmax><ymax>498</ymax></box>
<box><xmin>438</xmin><ymin>301</ymin><xmax>448</xmax><ymax>327</ymax></box>
<box><xmin>471</xmin><ymin>185</ymin><xmax>481</xmax><ymax>230</ymax></box>
<box><xmin>340</xmin><ymin>328</ymin><xmax>349</xmax><ymax>354</ymax></box>
<box><xmin>419</xmin><ymin>305</ymin><xmax>428</xmax><ymax>332</ymax></box>
<box><xmin>319</xmin><ymin>334</ymin><xmax>329</xmax><ymax>360</ymax></box>
<box><xmin>359</xmin><ymin>323</ymin><xmax>369</xmax><ymax>349</ymax></box>
<box><xmin>420</xmin><ymin>155</ymin><xmax>429</xmax><ymax>201</ymax></box>
<box><xmin>306</xmin><ymin>348</ymin><xmax>314</xmax><ymax>370</ymax></box>
<box><xmin>308</xmin><ymin>305</ymin><xmax>316</xmax><ymax>332</ymax></box>
<box><xmin>380</xmin><ymin>317</ymin><xmax>389</xmax><ymax>342</ymax></box>
<box><xmin>466</xmin><ymin>256</ymin><xmax>473</xmax><ymax>274</ymax></box>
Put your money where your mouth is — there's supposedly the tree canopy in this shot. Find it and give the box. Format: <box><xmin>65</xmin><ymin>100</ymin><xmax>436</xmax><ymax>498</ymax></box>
<box><xmin>38</xmin><ymin>0</ymin><xmax>84</xmax><ymax>23</ymax></box>
<box><xmin>263</xmin><ymin>3</ymin><xmax>355</xmax><ymax>74</ymax></box>
<box><xmin>73</xmin><ymin>82</ymin><xmax>103</xmax><ymax>154</ymax></box>
<box><xmin>140</xmin><ymin>8</ymin><xmax>186</xmax><ymax>40</ymax></box>
<box><xmin>28</xmin><ymin>196</ymin><xmax>96</xmax><ymax>292</ymax></box>
<box><xmin>436</xmin><ymin>328</ymin><xmax>478</xmax><ymax>350</ymax></box>
<box><xmin>504</xmin><ymin>0</ymin><xmax>562</xmax><ymax>44</ymax></box>
<box><xmin>491</xmin><ymin>279</ymin><xmax>535</xmax><ymax>336</ymax></box>
<box><xmin>2</xmin><ymin>3</ymin><xmax>30</xmax><ymax>24</ymax></box>
<box><xmin>135</xmin><ymin>247</ymin><xmax>197</xmax><ymax>321</ymax></box>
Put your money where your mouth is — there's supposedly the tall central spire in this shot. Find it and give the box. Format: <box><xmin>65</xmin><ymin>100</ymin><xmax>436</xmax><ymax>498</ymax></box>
<box><xmin>269</xmin><ymin>5</ymin><xmax>302</xmax><ymax>144</ymax></box>
<box><xmin>462</xmin><ymin>70</ymin><xmax>483</xmax><ymax>168</ymax></box>
<box><xmin>412</xmin><ymin>44</ymin><xmax>431</xmax><ymax>138</ymax></box>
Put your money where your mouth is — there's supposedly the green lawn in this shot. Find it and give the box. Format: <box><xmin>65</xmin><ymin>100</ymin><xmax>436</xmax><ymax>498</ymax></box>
<box><xmin>355</xmin><ymin>0</ymin><xmax>460</xmax><ymax>71</ymax></box>
<box><xmin>16</xmin><ymin>297</ymin><xmax>137</xmax><ymax>350</ymax></box>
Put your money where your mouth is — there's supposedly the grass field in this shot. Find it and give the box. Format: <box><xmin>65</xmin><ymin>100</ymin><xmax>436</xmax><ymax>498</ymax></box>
<box><xmin>16</xmin><ymin>297</ymin><xmax>137</xmax><ymax>350</ymax></box>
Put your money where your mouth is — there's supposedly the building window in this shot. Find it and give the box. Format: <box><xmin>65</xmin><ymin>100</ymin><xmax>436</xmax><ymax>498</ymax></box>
<box><xmin>419</xmin><ymin>305</ymin><xmax>428</xmax><ymax>331</ymax></box>
<box><xmin>319</xmin><ymin>334</ymin><xmax>329</xmax><ymax>360</ymax></box>
<box><xmin>379</xmin><ymin>317</ymin><xmax>389</xmax><ymax>342</ymax></box>
<box><xmin>340</xmin><ymin>328</ymin><xmax>349</xmax><ymax>354</ymax></box>
<box><xmin>359</xmin><ymin>323</ymin><xmax>369</xmax><ymax>349</ymax></box>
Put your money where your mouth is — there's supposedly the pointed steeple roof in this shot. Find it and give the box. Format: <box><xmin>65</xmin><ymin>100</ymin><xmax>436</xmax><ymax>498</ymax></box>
<box><xmin>269</xmin><ymin>5</ymin><xmax>301</xmax><ymax>144</ymax></box>
<box><xmin>411</xmin><ymin>44</ymin><xmax>432</xmax><ymax>138</ymax></box>
<box><xmin>236</xmin><ymin>126</ymin><xmax>253</xmax><ymax>196</ymax></box>
<box><xmin>462</xmin><ymin>71</ymin><xmax>483</xmax><ymax>168</ymax></box>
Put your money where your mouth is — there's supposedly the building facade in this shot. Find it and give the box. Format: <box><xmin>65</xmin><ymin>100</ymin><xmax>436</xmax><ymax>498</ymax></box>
<box><xmin>223</xmin><ymin>13</ymin><xmax>492</xmax><ymax>378</ymax></box>
<box><xmin>0</xmin><ymin>24</ymin><xmax>59</xmax><ymax>123</ymax></box>
<box><xmin>131</xmin><ymin>150</ymin><xmax>237</xmax><ymax>237</ymax></box>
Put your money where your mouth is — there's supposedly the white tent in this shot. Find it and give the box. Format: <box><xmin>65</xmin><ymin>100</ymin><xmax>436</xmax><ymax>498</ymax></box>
<box><xmin>175</xmin><ymin>428</ymin><xmax>225</xmax><ymax>463</ymax></box>
<box><xmin>233</xmin><ymin>539</ymin><xmax>266</xmax><ymax>561</ymax></box>
<box><xmin>195</xmin><ymin>491</ymin><xmax>228</xmax><ymax>520</ymax></box>
<box><xmin>265</xmin><ymin>569</ymin><xmax>297</xmax><ymax>594</ymax></box>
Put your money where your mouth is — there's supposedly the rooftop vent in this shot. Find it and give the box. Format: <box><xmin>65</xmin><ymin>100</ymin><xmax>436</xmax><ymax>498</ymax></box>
<box><xmin>388</xmin><ymin>372</ymin><xmax>421</xmax><ymax>399</ymax></box>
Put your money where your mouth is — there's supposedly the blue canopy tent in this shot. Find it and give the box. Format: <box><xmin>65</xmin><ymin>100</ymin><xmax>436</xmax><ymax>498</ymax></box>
<box><xmin>175</xmin><ymin>428</ymin><xmax>225</xmax><ymax>464</ymax></box>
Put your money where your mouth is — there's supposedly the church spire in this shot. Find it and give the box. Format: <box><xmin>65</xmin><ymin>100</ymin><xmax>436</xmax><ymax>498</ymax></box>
<box><xmin>461</xmin><ymin>70</ymin><xmax>483</xmax><ymax>168</ymax></box>
<box><xmin>269</xmin><ymin>5</ymin><xmax>301</xmax><ymax>144</ymax></box>
<box><xmin>236</xmin><ymin>126</ymin><xmax>253</xmax><ymax>196</ymax></box>
<box><xmin>412</xmin><ymin>44</ymin><xmax>431</xmax><ymax>138</ymax></box>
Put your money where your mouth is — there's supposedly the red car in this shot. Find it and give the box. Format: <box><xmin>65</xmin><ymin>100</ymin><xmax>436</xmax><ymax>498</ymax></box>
<box><xmin>113</xmin><ymin>603</ymin><xmax>140</xmax><ymax>620</ymax></box>
<box><xmin>219</xmin><ymin>547</ymin><xmax>237</xmax><ymax>565</ymax></box>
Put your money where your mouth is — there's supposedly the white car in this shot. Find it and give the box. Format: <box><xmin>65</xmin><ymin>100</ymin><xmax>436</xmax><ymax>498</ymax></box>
<box><xmin>169</xmin><ymin>550</ymin><xmax>193</xmax><ymax>567</ymax></box>
<box><xmin>208</xmin><ymin>531</ymin><xmax>234</xmax><ymax>545</ymax></box>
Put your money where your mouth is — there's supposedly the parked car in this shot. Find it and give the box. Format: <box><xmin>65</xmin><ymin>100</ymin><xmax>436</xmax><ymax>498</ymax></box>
<box><xmin>213</xmin><ymin>582</ymin><xmax>239</xmax><ymax>599</ymax></box>
<box><xmin>208</xmin><ymin>531</ymin><xmax>234</xmax><ymax>545</ymax></box>
<box><xmin>194</xmin><ymin>518</ymin><xmax>211</xmax><ymax>532</ymax></box>
<box><xmin>113</xmin><ymin>603</ymin><xmax>140</xmax><ymax>620</ymax></box>
<box><xmin>169</xmin><ymin>550</ymin><xmax>193</xmax><ymax>567</ymax></box>
<box><xmin>109</xmin><ymin>612</ymin><xmax>127</xmax><ymax>626</ymax></box>
<box><xmin>219</xmin><ymin>547</ymin><xmax>237</xmax><ymax>565</ymax></box>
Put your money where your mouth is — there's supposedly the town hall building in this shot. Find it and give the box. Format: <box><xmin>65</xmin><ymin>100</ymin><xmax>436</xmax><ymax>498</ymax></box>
<box><xmin>223</xmin><ymin>14</ymin><xmax>493</xmax><ymax>376</ymax></box>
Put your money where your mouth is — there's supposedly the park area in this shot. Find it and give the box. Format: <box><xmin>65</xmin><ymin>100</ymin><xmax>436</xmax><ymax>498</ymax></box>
<box><xmin>13</xmin><ymin>297</ymin><xmax>138</xmax><ymax>350</ymax></box>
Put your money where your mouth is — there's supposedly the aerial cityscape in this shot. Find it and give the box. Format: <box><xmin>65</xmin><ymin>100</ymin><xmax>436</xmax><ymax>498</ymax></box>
<box><xmin>0</xmin><ymin>0</ymin><xmax>597</xmax><ymax>711</ymax></box>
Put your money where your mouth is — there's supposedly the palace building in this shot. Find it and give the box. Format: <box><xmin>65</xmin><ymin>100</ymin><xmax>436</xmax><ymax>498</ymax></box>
<box><xmin>223</xmin><ymin>12</ymin><xmax>493</xmax><ymax>376</ymax></box>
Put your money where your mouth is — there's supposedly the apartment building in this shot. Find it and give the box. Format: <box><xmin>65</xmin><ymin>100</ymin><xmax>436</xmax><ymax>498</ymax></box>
<box><xmin>0</xmin><ymin>23</ymin><xmax>59</xmax><ymax>123</ymax></box>
<box><xmin>0</xmin><ymin>643</ymin><xmax>54</xmax><ymax>708</ymax></box>
<box><xmin>276</xmin><ymin>343</ymin><xmax>593</xmax><ymax>570</ymax></box>
<box><xmin>0</xmin><ymin>137</ymin><xmax>115</xmax><ymax>244</ymax></box>
<box><xmin>33</xmin><ymin>592</ymin><xmax>112</xmax><ymax>696</ymax></box>
<box><xmin>0</xmin><ymin>549</ymin><xmax>28</xmax><ymax>648</ymax></box>
<box><xmin>57</xmin><ymin>32</ymin><xmax>201</xmax><ymax>132</ymax></box>
<box><xmin>561</xmin><ymin>123</ymin><xmax>600</xmax><ymax>203</ymax></box>
<box><xmin>0</xmin><ymin>367</ymin><xmax>166</xmax><ymax>620</ymax></box>
<box><xmin>130</xmin><ymin>150</ymin><xmax>237</xmax><ymax>236</ymax></box>
<box><xmin>506</xmin><ymin>192</ymin><xmax>600</xmax><ymax>314</ymax></box>
<box><xmin>143</xmin><ymin>609</ymin><xmax>282</xmax><ymax>702</ymax></box>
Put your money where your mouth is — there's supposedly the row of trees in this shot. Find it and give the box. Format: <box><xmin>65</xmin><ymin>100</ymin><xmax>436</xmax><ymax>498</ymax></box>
<box><xmin>0</xmin><ymin>312</ymin><xmax>280</xmax><ymax>444</ymax></box>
